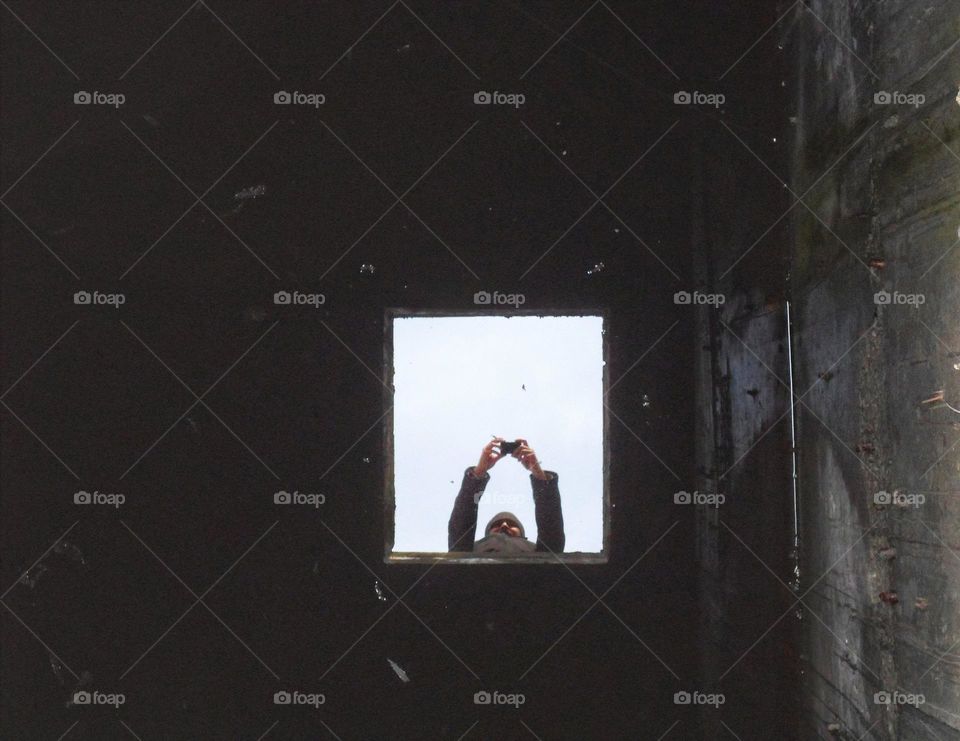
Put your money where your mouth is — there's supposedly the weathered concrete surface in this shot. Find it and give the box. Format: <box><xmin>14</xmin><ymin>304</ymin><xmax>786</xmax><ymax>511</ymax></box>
<box><xmin>692</xmin><ymin>1</ymin><xmax>960</xmax><ymax>738</ymax></box>
<box><xmin>789</xmin><ymin>0</ymin><xmax>960</xmax><ymax>738</ymax></box>
<box><xmin>693</xmin><ymin>295</ymin><xmax>799</xmax><ymax>739</ymax></box>
<box><xmin>688</xmin><ymin>26</ymin><xmax>798</xmax><ymax>734</ymax></box>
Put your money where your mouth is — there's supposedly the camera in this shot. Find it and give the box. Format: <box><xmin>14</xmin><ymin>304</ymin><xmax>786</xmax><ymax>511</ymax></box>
<box><xmin>498</xmin><ymin>440</ymin><xmax>521</xmax><ymax>456</ymax></box>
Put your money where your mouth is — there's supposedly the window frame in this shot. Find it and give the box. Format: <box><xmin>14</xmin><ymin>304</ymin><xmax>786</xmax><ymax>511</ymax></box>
<box><xmin>382</xmin><ymin>307</ymin><xmax>610</xmax><ymax>565</ymax></box>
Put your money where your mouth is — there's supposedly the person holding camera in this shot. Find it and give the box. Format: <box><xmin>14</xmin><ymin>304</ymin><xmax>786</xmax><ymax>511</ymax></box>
<box><xmin>448</xmin><ymin>437</ymin><xmax>565</xmax><ymax>554</ymax></box>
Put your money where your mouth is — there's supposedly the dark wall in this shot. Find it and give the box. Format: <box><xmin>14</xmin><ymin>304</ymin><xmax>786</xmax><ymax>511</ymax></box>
<box><xmin>0</xmin><ymin>2</ymin><xmax>798</xmax><ymax>739</ymax></box>
<box><xmin>692</xmin><ymin>1</ymin><xmax>960</xmax><ymax>740</ymax></box>
<box><xmin>787</xmin><ymin>1</ymin><xmax>960</xmax><ymax>739</ymax></box>
<box><xmin>687</xmin><ymin>2</ymin><xmax>797</xmax><ymax>737</ymax></box>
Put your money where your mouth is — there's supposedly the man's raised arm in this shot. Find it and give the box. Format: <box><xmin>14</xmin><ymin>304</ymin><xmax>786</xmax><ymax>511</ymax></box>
<box><xmin>448</xmin><ymin>466</ymin><xmax>488</xmax><ymax>551</ymax></box>
<box><xmin>448</xmin><ymin>438</ymin><xmax>504</xmax><ymax>551</ymax></box>
<box><xmin>532</xmin><ymin>471</ymin><xmax>565</xmax><ymax>552</ymax></box>
<box><xmin>511</xmin><ymin>440</ymin><xmax>565</xmax><ymax>553</ymax></box>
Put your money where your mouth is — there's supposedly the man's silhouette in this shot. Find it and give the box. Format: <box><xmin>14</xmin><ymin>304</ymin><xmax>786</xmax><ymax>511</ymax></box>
<box><xmin>448</xmin><ymin>437</ymin><xmax>565</xmax><ymax>553</ymax></box>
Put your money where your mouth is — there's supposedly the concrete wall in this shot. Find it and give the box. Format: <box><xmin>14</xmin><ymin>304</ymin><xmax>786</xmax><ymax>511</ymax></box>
<box><xmin>689</xmin><ymin>47</ymin><xmax>799</xmax><ymax>741</ymax></box>
<box><xmin>1</xmin><ymin>3</ymin><xmax>707</xmax><ymax>739</ymax></box>
<box><xmin>693</xmin><ymin>1</ymin><xmax>960</xmax><ymax>738</ymax></box>
<box><xmin>789</xmin><ymin>0</ymin><xmax>960</xmax><ymax>738</ymax></box>
<box><xmin>3</xmin><ymin>1</ymin><xmax>954</xmax><ymax>738</ymax></box>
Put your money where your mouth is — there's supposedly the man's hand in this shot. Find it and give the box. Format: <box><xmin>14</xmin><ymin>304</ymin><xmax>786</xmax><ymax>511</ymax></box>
<box><xmin>473</xmin><ymin>437</ymin><xmax>505</xmax><ymax>477</ymax></box>
<box><xmin>512</xmin><ymin>439</ymin><xmax>549</xmax><ymax>481</ymax></box>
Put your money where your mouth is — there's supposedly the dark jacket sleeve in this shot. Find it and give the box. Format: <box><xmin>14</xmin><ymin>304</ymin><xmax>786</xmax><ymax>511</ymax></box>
<box><xmin>448</xmin><ymin>466</ymin><xmax>489</xmax><ymax>551</ymax></box>
<box><xmin>532</xmin><ymin>471</ymin><xmax>565</xmax><ymax>553</ymax></box>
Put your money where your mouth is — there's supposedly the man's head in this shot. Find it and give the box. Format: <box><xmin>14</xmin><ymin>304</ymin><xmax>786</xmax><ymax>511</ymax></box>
<box><xmin>485</xmin><ymin>511</ymin><xmax>525</xmax><ymax>538</ymax></box>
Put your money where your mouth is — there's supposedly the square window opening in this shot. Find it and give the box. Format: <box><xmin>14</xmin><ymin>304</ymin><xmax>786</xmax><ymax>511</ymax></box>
<box><xmin>383</xmin><ymin>309</ymin><xmax>609</xmax><ymax>564</ymax></box>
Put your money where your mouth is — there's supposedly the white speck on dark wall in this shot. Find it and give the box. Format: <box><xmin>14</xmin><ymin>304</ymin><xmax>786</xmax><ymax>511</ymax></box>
<box><xmin>18</xmin><ymin>562</ymin><xmax>47</xmax><ymax>589</ymax></box>
<box><xmin>48</xmin><ymin>653</ymin><xmax>70</xmax><ymax>685</ymax></box>
<box><xmin>54</xmin><ymin>539</ymin><xmax>87</xmax><ymax>567</ymax></box>
<box><xmin>387</xmin><ymin>658</ymin><xmax>410</xmax><ymax>683</ymax></box>
<box><xmin>234</xmin><ymin>184</ymin><xmax>266</xmax><ymax>201</ymax></box>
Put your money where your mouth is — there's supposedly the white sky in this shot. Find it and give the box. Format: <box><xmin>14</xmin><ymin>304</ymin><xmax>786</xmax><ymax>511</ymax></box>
<box><xmin>392</xmin><ymin>315</ymin><xmax>604</xmax><ymax>553</ymax></box>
